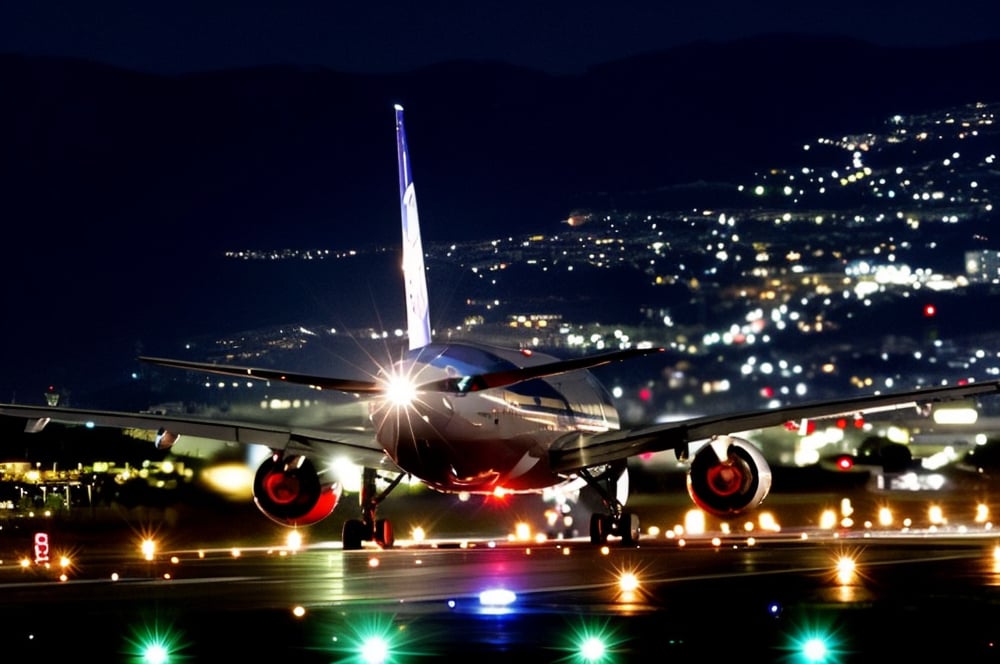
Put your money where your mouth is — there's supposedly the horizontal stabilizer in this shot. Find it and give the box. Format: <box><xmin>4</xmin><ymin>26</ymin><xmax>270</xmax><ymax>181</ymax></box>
<box><xmin>414</xmin><ymin>347</ymin><xmax>664</xmax><ymax>393</ymax></box>
<box><xmin>142</xmin><ymin>347</ymin><xmax>664</xmax><ymax>396</ymax></box>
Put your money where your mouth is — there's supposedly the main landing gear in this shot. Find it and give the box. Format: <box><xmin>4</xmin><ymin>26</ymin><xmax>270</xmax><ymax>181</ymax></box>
<box><xmin>341</xmin><ymin>467</ymin><xmax>406</xmax><ymax>550</ymax></box>
<box><xmin>578</xmin><ymin>464</ymin><xmax>640</xmax><ymax>546</ymax></box>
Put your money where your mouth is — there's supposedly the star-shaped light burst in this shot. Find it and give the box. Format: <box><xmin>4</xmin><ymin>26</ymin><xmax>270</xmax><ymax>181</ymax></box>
<box><xmin>384</xmin><ymin>372</ymin><xmax>419</xmax><ymax>408</ymax></box>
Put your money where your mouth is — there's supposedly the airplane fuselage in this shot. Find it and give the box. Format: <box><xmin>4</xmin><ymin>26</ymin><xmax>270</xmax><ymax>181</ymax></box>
<box><xmin>370</xmin><ymin>343</ymin><xmax>620</xmax><ymax>493</ymax></box>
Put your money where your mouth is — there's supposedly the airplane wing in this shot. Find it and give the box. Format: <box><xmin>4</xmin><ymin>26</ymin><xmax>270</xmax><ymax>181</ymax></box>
<box><xmin>549</xmin><ymin>379</ymin><xmax>1000</xmax><ymax>472</ymax></box>
<box><xmin>139</xmin><ymin>356</ymin><xmax>385</xmax><ymax>393</ymax></box>
<box><xmin>0</xmin><ymin>403</ymin><xmax>391</xmax><ymax>469</ymax></box>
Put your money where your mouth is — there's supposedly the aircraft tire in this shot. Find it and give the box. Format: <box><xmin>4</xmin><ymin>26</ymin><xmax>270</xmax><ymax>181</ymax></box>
<box><xmin>590</xmin><ymin>513</ymin><xmax>611</xmax><ymax>544</ymax></box>
<box><xmin>619</xmin><ymin>511</ymin><xmax>640</xmax><ymax>545</ymax></box>
<box><xmin>375</xmin><ymin>518</ymin><xmax>394</xmax><ymax>549</ymax></box>
<box><xmin>342</xmin><ymin>519</ymin><xmax>366</xmax><ymax>550</ymax></box>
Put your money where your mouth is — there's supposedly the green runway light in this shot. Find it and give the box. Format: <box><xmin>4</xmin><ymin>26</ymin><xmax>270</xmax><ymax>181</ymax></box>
<box><xmin>321</xmin><ymin>612</ymin><xmax>428</xmax><ymax>663</ymax></box>
<box><xmin>783</xmin><ymin>626</ymin><xmax>844</xmax><ymax>663</ymax></box>
<box><xmin>360</xmin><ymin>635</ymin><xmax>390</xmax><ymax>664</ymax></box>
<box><xmin>579</xmin><ymin>635</ymin><xmax>608</xmax><ymax>661</ymax></box>
<box><xmin>124</xmin><ymin>620</ymin><xmax>186</xmax><ymax>663</ymax></box>
<box><xmin>142</xmin><ymin>643</ymin><xmax>169</xmax><ymax>664</ymax></box>
<box><xmin>802</xmin><ymin>637</ymin><xmax>828</xmax><ymax>662</ymax></box>
<box><xmin>556</xmin><ymin>617</ymin><xmax>623</xmax><ymax>662</ymax></box>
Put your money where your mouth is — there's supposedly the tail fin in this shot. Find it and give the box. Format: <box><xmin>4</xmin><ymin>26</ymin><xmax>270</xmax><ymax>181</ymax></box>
<box><xmin>395</xmin><ymin>104</ymin><xmax>432</xmax><ymax>350</ymax></box>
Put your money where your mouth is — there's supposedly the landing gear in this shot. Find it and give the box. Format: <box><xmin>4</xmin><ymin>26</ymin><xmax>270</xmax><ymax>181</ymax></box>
<box><xmin>589</xmin><ymin>511</ymin><xmax>639</xmax><ymax>545</ymax></box>
<box><xmin>579</xmin><ymin>463</ymin><xmax>639</xmax><ymax>545</ymax></box>
<box><xmin>341</xmin><ymin>467</ymin><xmax>405</xmax><ymax>550</ymax></box>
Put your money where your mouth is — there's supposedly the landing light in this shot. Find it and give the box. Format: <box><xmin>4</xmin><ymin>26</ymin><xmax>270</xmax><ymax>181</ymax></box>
<box><xmin>385</xmin><ymin>373</ymin><xmax>418</xmax><ymax>407</ymax></box>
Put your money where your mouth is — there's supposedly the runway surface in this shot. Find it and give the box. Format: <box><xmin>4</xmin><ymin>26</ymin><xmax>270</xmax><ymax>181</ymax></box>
<box><xmin>3</xmin><ymin>504</ymin><xmax>1000</xmax><ymax>662</ymax></box>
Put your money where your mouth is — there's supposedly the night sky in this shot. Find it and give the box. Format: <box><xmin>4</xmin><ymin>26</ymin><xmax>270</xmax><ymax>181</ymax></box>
<box><xmin>2</xmin><ymin>1</ymin><xmax>1000</xmax><ymax>404</ymax></box>
<box><xmin>3</xmin><ymin>0</ymin><xmax>1000</xmax><ymax>75</ymax></box>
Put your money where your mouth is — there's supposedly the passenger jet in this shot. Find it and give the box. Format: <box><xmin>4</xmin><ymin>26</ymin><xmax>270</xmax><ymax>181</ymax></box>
<box><xmin>2</xmin><ymin>105</ymin><xmax>1000</xmax><ymax>549</ymax></box>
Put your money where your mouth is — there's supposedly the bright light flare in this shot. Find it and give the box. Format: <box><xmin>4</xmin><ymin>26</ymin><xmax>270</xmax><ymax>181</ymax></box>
<box><xmin>758</xmin><ymin>511</ymin><xmax>781</xmax><ymax>532</ymax></box>
<box><xmin>286</xmin><ymin>530</ymin><xmax>303</xmax><ymax>551</ymax></box>
<box><xmin>559</xmin><ymin>618</ymin><xmax>623</xmax><ymax>663</ymax></box>
<box><xmin>385</xmin><ymin>373</ymin><xmax>418</xmax><ymax>407</ymax></box>
<box><xmin>835</xmin><ymin>556</ymin><xmax>857</xmax><ymax>585</ymax></box>
<box><xmin>618</xmin><ymin>571</ymin><xmax>640</xmax><ymax>593</ymax></box>
<box><xmin>784</xmin><ymin>623</ymin><xmax>844</xmax><ymax>663</ymax></box>
<box><xmin>827</xmin><ymin>547</ymin><xmax>865</xmax><ymax>588</ymax></box>
<box><xmin>928</xmin><ymin>505</ymin><xmax>945</xmax><ymax>525</ymax></box>
<box><xmin>580</xmin><ymin>636</ymin><xmax>607</xmax><ymax>661</ymax></box>
<box><xmin>513</xmin><ymin>522</ymin><xmax>532</xmax><ymax>541</ymax></box>
<box><xmin>124</xmin><ymin>620</ymin><xmax>187</xmax><ymax>663</ymax></box>
<box><xmin>360</xmin><ymin>636</ymin><xmax>390</xmax><ymax>664</ymax></box>
<box><xmin>141</xmin><ymin>538</ymin><xmax>156</xmax><ymax>561</ymax></box>
<box><xmin>877</xmin><ymin>506</ymin><xmax>893</xmax><ymax>527</ymax></box>
<box><xmin>802</xmin><ymin>637</ymin><xmax>828</xmax><ymax>662</ymax></box>
<box><xmin>683</xmin><ymin>509</ymin><xmax>706</xmax><ymax>535</ymax></box>
<box><xmin>479</xmin><ymin>588</ymin><xmax>517</xmax><ymax>609</ymax></box>
<box><xmin>143</xmin><ymin>644</ymin><xmax>169</xmax><ymax>664</ymax></box>
<box><xmin>325</xmin><ymin>613</ymin><xmax>419</xmax><ymax>664</ymax></box>
<box><xmin>200</xmin><ymin>462</ymin><xmax>254</xmax><ymax>500</ymax></box>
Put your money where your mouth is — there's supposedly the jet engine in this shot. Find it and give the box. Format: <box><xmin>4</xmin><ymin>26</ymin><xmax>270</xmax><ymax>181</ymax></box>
<box><xmin>252</xmin><ymin>453</ymin><xmax>342</xmax><ymax>526</ymax></box>
<box><xmin>686</xmin><ymin>435</ymin><xmax>772</xmax><ymax>516</ymax></box>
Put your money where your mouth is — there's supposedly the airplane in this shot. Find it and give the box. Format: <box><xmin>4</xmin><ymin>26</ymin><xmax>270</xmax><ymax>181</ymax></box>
<box><xmin>3</xmin><ymin>104</ymin><xmax>1000</xmax><ymax>549</ymax></box>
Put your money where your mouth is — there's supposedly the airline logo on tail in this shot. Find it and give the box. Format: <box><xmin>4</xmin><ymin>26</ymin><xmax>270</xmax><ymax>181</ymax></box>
<box><xmin>395</xmin><ymin>104</ymin><xmax>432</xmax><ymax>350</ymax></box>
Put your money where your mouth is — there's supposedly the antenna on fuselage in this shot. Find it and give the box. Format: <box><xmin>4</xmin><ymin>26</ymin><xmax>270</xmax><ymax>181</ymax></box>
<box><xmin>395</xmin><ymin>104</ymin><xmax>432</xmax><ymax>350</ymax></box>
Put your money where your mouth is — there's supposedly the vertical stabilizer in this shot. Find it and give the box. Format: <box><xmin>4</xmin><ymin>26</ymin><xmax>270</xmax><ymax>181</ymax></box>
<box><xmin>395</xmin><ymin>104</ymin><xmax>432</xmax><ymax>350</ymax></box>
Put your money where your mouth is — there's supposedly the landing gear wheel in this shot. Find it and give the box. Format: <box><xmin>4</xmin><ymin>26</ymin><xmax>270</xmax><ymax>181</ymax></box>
<box><xmin>590</xmin><ymin>513</ymin><xmax>612</xmax><ymax>544</ymax></box>
<box><xmin>619</xmin><ymin>511</ymin><xmax>640</xmax><ymax>545</ymax></box>
<box><xmin>342</xmin><ymin>519</ymin><xmax>366</xmax><ymax>550</ymax></box>
<box><xmin>374</xmin><ymin>518</ymin><xmax>395</xmax><ymax>549</ymax></box>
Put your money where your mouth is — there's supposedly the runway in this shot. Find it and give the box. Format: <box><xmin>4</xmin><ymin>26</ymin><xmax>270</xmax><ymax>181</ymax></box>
<box><xmin>3</xmin><ymin>519</ymin><xmax>1000</xmax><ymax>662</ymax></box>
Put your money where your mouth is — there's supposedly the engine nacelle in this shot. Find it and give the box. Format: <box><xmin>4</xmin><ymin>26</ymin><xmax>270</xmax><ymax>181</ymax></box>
<box><xmin>686</xmin><ymin>435</ymin><xmax>772</xmax><ymax>517</ymax></box>
<box><xmin>252</xmin><ymin>453</ymin><xmax>342</xmax><ymax>527</ymax></box>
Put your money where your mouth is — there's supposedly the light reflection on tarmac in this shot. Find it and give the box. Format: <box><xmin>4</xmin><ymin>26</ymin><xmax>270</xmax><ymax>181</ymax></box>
<box><xmin>4</xmin><ymin>485</ymin><xmax>1000</xmax><ymax>661</ymax></box>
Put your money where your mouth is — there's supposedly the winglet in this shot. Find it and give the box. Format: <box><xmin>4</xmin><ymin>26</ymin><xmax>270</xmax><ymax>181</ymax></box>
<box><xmin>395</xmin><ymin>105</ymin><xmax>432</xmax><ymax>350</ymax></box>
